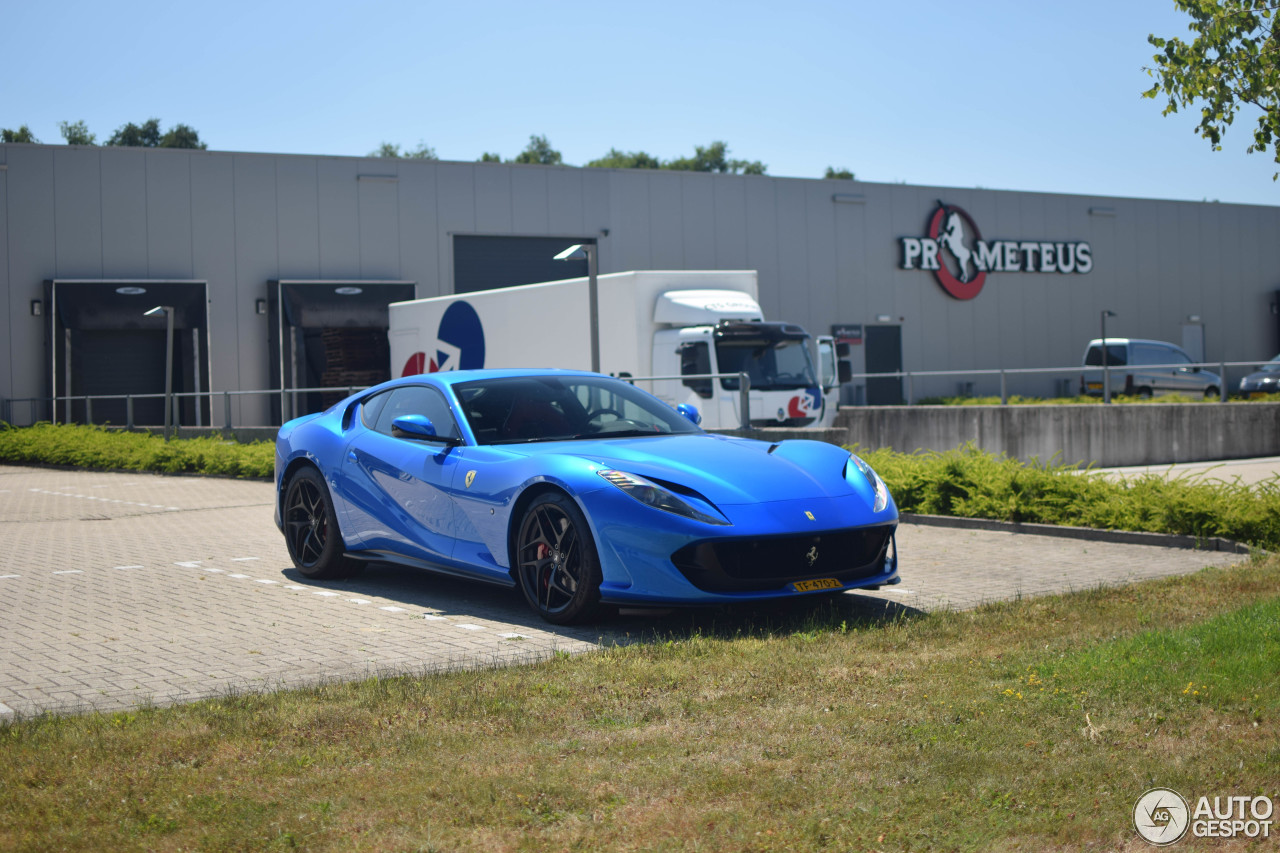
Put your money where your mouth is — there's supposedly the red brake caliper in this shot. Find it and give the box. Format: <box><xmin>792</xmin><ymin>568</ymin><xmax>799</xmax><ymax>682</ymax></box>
<box><xmin>537</xmin><ymin>542</ymin><xmax>551</xmax><ymax>589</ymax></box>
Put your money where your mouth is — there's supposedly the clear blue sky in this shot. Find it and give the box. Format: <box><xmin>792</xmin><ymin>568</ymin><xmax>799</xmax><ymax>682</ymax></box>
<box><xmin>3</xmin><ymin>0</ymin><xmax>1276</xmax><ymax>206</ymax></box>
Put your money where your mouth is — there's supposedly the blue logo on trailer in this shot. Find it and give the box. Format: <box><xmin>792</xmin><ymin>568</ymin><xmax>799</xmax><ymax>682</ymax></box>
<box><xmin>430</xmin><ymin>301</ymin><xmax>486</xmax><ymax>372</ymax></box>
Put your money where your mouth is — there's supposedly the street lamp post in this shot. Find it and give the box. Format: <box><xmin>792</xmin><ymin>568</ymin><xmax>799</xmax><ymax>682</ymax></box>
<box><xmin>145</xmin><ymin>306</ymin><xmax>175</xmax><ymax>439</ymax></box>
<box><xmin>1100</xmin><ymin>309</ymin><xmax>1117</xmax><ymax>404</ymax></box>
<box><xmin>553</xmin><ymin>243</ymin><xmax>599</xmax><ymax>373</ymax></box>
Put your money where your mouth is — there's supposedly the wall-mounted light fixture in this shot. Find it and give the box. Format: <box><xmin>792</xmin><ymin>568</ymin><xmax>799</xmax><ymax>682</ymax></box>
<box><xmin>30</xmin><ymin>299</ymin><xmax>42</xmax><ymax>317</ymax></box>
<box><xmin>255</xmin><ymin>298</ymin><xmax>267</xmax><ymax>315</ymax></box>
<box><xmin>1187</xmin><ymin>314</ymin><xmax>1202</xmax><ymax>323</ymax></box>
<box><xmin>875</xmin><ymin>314</ymin><xmax>892</xmax><ymax>323</ymax></box>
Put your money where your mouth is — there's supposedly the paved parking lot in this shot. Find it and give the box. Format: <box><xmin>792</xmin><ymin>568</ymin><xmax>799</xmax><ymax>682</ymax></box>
<box><xmin>0</xmin><ymin>464</ymin><xmax>1247</xmax><ymax>719</ymax></box>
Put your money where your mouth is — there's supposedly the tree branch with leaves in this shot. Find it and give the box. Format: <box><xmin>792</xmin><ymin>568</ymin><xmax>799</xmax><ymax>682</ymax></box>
<box><xmin>1144</xmin><ymin>0</ymin><xmax>1280</xmax><ymax>177</ymax></box>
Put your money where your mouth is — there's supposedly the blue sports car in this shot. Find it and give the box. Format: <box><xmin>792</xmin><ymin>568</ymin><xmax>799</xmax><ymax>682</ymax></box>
<box><xmin>274</xmin><ymin>369</ymin><xmax>899</xmax><ymax>623</ymax></box>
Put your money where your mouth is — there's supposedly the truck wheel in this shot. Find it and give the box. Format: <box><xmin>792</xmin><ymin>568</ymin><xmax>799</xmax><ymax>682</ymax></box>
<box><xmin>514</xmin><ymin>492</ymin><xmax>602</xmax><ymax>624</ymax></box>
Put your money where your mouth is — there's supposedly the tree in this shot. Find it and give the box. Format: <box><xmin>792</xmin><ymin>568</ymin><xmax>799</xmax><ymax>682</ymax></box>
<box><xmin>478</xmin><ymin>152</ymin><xmax>503</xmax><ymax>162</ymax></box>
<box><xmin>824</xmin><ymin>166</ymin><xmax>855</xmax><ymax>180</ymax></box>
<box><xmin>1</xmin><ymin>125</ymin><xmax>40</xmax><ymax>143</ymax></box>
<box><xmin>664</xmin><ymin>141</ymin><xmax>766</xmax><ymax>175</ymax></box>
<box><xmin>513</xmin><ymin>134</ymin><xmax>562</xmax><ymax>165</ymax></box>
<box><xmin>370</xmin><ymin>141</ymin><xmax>437</xmax><ymax>159</ymax></box>
<box><xmin>586</xmin><ymin>148</ymin><xmax>662</xmax><ymax>169</ymax></box>
<box><xmin>59</xmin><ymin>121</ymin><xmax>96</xmax><ymax>145</ymax></box>
<box><xmin>160</xmin><ymin>123</ymin><xmax>207</xmax><ymax>149</ymax></box>
<box><xmin>106</xmin><ymin>119</ymin><xmax>207</xmax><ymax>149</ymax></box>
<box><xmin>1143</xmin><ymin>0</ymin><xmax>1280</xmax><ymax>176</ymax></box>
<box><xmin>107</xmin><ymin>118</ymin><xmax>162</xmax><ymax>147</ymax></box>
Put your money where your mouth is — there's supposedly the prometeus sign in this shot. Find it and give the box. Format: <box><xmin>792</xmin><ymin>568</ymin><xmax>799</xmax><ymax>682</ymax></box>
<box><xmin>900</xmin><ymin>201</ymin><xmax>1093</xmax><ymax>300</ymax></box>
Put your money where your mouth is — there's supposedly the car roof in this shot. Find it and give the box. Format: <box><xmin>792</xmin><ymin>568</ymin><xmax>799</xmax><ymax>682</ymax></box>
<box><xmin>366</xmin><ymin>368</ymin><xmax>606</xmax><ymax>394</ymax></box>
<box><xmin>1084</xmin><ymin>338</ymin><xmax>1183</xmax><ymax>348</ymax></box>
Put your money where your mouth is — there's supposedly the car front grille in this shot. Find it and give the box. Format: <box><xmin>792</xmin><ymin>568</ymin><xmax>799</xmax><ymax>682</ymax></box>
<box><xmin>670</xmin><ymin>524</ymin><xmax>895</xmax><ymax>593</ymax></box>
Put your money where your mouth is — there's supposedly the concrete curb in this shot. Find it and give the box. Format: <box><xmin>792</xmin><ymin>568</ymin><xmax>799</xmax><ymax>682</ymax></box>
<box><xmin>900</xmin><ymin>512</ymin><xmax>1257</xmax><ymax>555</ymax></box>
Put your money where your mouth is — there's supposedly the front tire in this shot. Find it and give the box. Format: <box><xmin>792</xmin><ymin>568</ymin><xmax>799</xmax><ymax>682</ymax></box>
<box><xmin>514</xmin><ymin>492</ymin><xmax>602</xmax><ymax>624</ymax></box>
<box><xmin>1204</xmin><ymin>386</ymin><xmax>1221</xmax><ymax>400</ymax></box>
<box><xmin>283</xmin><ymin>466</ymin><xmax>361</xmax><ymax>579</ymax></box>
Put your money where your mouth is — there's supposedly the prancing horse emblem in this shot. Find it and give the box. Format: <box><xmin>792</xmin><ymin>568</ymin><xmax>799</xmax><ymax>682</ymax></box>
<box><xmin>465</xmin><ymin>469</ymin><xmax>477</xmax><ymax>488</ymax></box>
<box><xmin>806</xmin><ymin>546</ymin><xmax>819</xmax><ymax>567</ymax></box>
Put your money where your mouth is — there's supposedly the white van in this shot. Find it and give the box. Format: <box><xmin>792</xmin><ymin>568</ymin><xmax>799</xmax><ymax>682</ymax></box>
<box><xmin>1080</xmin><ymin>338</ymin><xmax>1221</xmax><ymax>399</ymax></box>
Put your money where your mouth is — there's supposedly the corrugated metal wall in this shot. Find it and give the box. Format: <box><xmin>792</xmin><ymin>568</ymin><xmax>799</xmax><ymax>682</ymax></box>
<box><xmin>3</xmin><ymin>142</ymin><xmax>1279</xmax><ymax>423</ymax></box>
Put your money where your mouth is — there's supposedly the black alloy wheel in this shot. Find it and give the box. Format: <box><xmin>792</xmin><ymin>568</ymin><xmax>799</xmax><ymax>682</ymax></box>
<box><xmin>283</xmin><ymin>467</ymin><xmax>360</xmax><ymax>579</ymax></box>
<box><xmin>514</xmin><ymin>492</ymin><xmax>602</xmax><ymax>624</ymax></box>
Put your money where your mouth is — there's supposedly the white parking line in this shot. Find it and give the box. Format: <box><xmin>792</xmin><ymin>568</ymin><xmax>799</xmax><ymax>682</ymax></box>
<box><xmin>231</xmin><ymin>557</ymin><xmax>260</xmax><ymax>562</ymax></box>
<box><xmin>456</xmin><ymin>624</ymin><xmax>484</xmax><ymax>631</ymax></box>
<box><xmin>201</xmin><ymin>567</ymin><xmax>224</xmax><ymax>573</ymax></box>
<box><xmin>379</xmin><ymin>606</ymin><xmax>406</xmax><ymax>613</ymax></box>
<box><xmin>0</xmin><ymin>575</ymin><xmax>20</xmax><ymax>580</ymax></box>
<box><xmin>347</xmin><ymin>598</ymin><xmax>371</xmax><ymax>605</ymax></box>
<box><xmin>255</xmin><ymin>579</ymin><xmax>278</xmax><ymax>585</ymax></box>
<box><xmin>313</xmin><ymin>591</ymin><xmax>340</xmax><ymax>597</ymax></box>
<box><xmin>113</xmin><ymin>565</ymin><xmax>145</xmax><ymax>570</ymax></box>
<box><xmin>423</xmin><ymin>614</ymin><xmax>447</xmax><ymax>621</ymax></box>
<box><xmin>174</xmin><ymin>561</ymin><xmax>202</xmax><ymax>568</ymax></box>
<box><xmin>52</xmin><ymin>570</ymin><xmax>84</xmax><ymax>575</ymax></box>
<box><xmin>285</xmin><ymin>585</ymin><xmax>307</xmax><ymax>590</ymax></box>
<box><xmin>499</xmin><ymin>632</ymin><xmax>526</xmax><ymax>640</ymax></box>
<box><xmin>228</xmin><ymin>574</ymin><xmax>250</xmax><ymax>579</ymax></box>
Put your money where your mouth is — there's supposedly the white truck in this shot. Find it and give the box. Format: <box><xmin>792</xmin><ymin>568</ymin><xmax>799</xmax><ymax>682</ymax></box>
<box><xmin>387</xmin><ymin>270</ymin><xmax>841</xmax><ymax>431</ymax></box>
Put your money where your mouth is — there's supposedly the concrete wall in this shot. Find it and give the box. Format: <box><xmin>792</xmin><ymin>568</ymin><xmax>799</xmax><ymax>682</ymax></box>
<box><xmin>837</xmin><ymin>403</ymin><xmax>1280</xmax><ymax>467</ymax></box>
<box><xmin>5</xmin><ymin>142</ymin><xmax>1280</xmax><ymax>424</ymax></box>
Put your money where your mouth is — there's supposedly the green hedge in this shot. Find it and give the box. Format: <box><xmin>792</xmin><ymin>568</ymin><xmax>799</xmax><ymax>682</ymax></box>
<box><xmin>858</xmin><ymin>444</ymin><xmax>1280</xmax><ymax>550</ymax></box>
<box><xmin>0</xmin><ymin>422</ymin><xmax>273</xmax><ymax>479</ymax></box>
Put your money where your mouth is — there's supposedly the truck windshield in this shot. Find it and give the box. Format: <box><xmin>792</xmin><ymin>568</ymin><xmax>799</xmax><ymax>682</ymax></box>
<box><xmin>716</xmin><ymin>338</ymin><xmax>818</xmax><ymax>391</ymax></box>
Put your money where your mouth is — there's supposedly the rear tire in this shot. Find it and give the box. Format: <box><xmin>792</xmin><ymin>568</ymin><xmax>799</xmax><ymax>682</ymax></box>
<box><xmin>513</xmin><ymin>492</ymin><xmax>602</xmax><ymax>624</ymax></box>
<box><xmin>1204</xmin><ymin>386</ymin><xmax>1221</xmax><ymax>400</ymax></box>
<box><xmin>282</xmin><ymin>467</ymin><xmax>362</xmax><ymax>579</ymax></box>
<box><xmin>1136</xmin><ymin>387</ymin><xmax>1153</xmax><ymax>399</ymax></box>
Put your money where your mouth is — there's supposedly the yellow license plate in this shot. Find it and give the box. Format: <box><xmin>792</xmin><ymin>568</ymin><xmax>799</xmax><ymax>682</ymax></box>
<box><xmin>1250</xmin><ymin>392</ymin><xmax>1271</xmax><ymax>399</ymax></box>
<box><xmin>1086</xmin><ymin>382</ymin><xmax>1103</xmax><ymax>391</ymax></box>
<box><xmin>792</xmin><ymin>578</ymin><xmax>843</xmax><ymax>592</ymax></box>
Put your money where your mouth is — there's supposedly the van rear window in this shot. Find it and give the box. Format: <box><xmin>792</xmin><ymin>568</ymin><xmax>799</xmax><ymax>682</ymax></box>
<box><xmin>1085</xmin><ymin>345</ymin><xmax>1127</xmax><ymax>367</ymax></box>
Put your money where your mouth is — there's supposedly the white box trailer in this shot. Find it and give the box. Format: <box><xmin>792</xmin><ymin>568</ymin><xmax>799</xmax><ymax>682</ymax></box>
<box><xmin>388</xmin><ymin>270</ymin><xmax>840</xmax><ymax>430</ymax></box>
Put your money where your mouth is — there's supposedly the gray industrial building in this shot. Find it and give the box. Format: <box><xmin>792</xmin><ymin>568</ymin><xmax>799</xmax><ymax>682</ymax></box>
<box><xmin>3</xmin><ymin>141</ymin><xmax>1280</xmax><ymax>427</ymax></box>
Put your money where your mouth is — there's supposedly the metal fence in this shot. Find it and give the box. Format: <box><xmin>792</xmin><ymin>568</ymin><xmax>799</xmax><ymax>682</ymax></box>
<box><xmin>1</xmin><ymin>360</ymin><xmax>1273</xmax><ymax>430</ymax></box>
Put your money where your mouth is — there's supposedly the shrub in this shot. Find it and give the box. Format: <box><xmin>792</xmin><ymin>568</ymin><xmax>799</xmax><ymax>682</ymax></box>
<box><xmin>0</xmin><ymin>422</ymin><xmax>273</xmax><ymax>479</ymax></box>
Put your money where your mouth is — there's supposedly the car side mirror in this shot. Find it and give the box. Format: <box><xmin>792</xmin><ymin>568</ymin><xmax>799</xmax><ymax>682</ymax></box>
<box><xmin>838</xmin><ymin>362</ymin><xmax>853</xmax><ymax>384</ymax></box>
<box><xmin>676</xmin><ymin>404</ymin><xmax>702</xmax><ymax>426</ymax></box>
<box><xmin>392</xmin><ymin>414</ymin><xmax>457</xmax><ymax>443</ymax></box>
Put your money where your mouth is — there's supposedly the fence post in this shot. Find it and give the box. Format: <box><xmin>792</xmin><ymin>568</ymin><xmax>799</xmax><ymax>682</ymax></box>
<box><xmin>738</xmin><ymin>372</ymin><xmax>751</xmax><ymax>431</ymax></box>
<box><xmin>172</xmin><ymin>394</ymin><xmax>181</xmax><ymax>434</ymax></box>
<box><xmin>905</xmin><ymin>372</ymin><xmax>913</xmax><ymax>406</ymax></box>
<box><xmin>126</xmin><ymin>396</ymin><xmax>134</xmax><ymax>429</ymax></box>
<box><xmin>85</xmin><ymin>396</ymin><xmax>93</xmax><ymax>425</ymax></box>
<box><xmin>224</xmin><ymin>391</ymin><xmax>233</xmax><ymax>430</ymax></box>
<box><xmin>1220</xmin><ymin>362</ymin><xmax>1228</xmax><ymax>403</ymax></box>
<box><xmin>1000</xmin><ymin>370</ymin><xmax>1008</xmax><ymax>405</ymax></box>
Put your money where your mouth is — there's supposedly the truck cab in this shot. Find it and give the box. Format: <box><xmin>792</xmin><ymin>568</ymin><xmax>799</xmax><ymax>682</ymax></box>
<box><xmin>651</xmin><ymin>315</ymin><xmax>837</xmax><ymax>428</ymax></box>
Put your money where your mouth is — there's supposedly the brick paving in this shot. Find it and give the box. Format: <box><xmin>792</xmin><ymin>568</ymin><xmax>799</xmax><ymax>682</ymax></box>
<box><xmin>0</xmin><ymin>464</ymin><xmax>1246</xmax><ymax>719</ymax></box>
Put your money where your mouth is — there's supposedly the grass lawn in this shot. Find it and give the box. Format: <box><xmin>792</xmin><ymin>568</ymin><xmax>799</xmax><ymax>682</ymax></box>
<box><xmin>2</xmin><ymin>558</ymin><xmax>1277</xmax><ymax>851</ymax></box>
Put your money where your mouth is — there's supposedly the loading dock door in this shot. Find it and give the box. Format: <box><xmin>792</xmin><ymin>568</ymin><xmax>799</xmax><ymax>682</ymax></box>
<box><xmin>46</xmin><ymin>280</ymin><xmax>210</xmax><ymax>426</ymax></box>
<box><xmin>269</xmin><ymin>280</ymin><xmax>416</xmax><ymax>424</ymax></box>
<box><xmin>453</xmin><ymin>235</ymin><xmax>593</xmax><ymax>293</ymax></box>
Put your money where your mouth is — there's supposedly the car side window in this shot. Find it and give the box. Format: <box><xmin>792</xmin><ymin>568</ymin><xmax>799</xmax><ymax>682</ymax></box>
<box><xmin>680</xmin><ymin>342</ymin><xmax>713</xmax><ymax>399</ymax></box>
<box><xmin>373</xmin><ymin>386</ymin><xmax>461</xmax><ymax>440</ymax></box>
<box><xmin>1167</xmin><ymin>347</ymin><xmax>1192</xmax><ymax>365</ymax></box>
<box><xmin>360</xmin><ymin>391</ymin><xmax>392</xmax><ymax>429</ymax></box>
<box><xmin>1131</xmin><ymin>344</ymin><xmax>1159</xmax><ymax>366</ymax></box>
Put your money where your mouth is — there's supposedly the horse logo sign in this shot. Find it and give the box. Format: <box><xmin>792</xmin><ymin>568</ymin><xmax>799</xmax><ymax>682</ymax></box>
<box><xmin>900</xmin><ymin>201</ymin><xmax>1093</xmax><ymax>300</ymax></box>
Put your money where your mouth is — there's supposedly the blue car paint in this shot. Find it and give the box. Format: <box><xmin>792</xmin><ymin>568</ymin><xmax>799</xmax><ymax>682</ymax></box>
<box><xmin>275</xmin><ymin>368</ymin><xmax>899</xmax><ymax>607</ymax></box>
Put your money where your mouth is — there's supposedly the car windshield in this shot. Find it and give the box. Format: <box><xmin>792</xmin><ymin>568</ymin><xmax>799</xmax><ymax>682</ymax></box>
<box><xmin>1259</xmin><ymin>355</ymin><xmax>1280</xmax><ymax>373</ymax></box>
<box><xmin>716</xmin><ymin>338</ymin><xmax>818</xmax><ymax>391</ymax></box>
<box><xmin>452</xmin><ymin>375</ymin><xmax>703</xmax><ymax>445</ymax></box>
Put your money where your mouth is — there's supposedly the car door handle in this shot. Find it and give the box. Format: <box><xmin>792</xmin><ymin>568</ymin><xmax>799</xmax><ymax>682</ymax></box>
<box><xmin>348</xmin><ymin>451</ymin><xmax>358</xmax><ymax>462</ymax></box>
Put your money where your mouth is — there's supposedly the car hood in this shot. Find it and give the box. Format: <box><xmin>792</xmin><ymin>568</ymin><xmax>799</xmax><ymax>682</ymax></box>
<box><xmin>512</xmin><ymin>433</ymin><xmax>855</xmax><ymax>505</ymax></box>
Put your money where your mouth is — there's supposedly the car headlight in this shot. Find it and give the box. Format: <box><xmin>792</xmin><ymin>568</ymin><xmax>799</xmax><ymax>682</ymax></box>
<box><xmin>846</xmin><ymin>454</ymin><xmax>890</xmax><ymax>513</ymax></box>
<box><xmin>597</xmin><ymin>469</ymin><xmax>729</xmax><ymax>525</ymax></box>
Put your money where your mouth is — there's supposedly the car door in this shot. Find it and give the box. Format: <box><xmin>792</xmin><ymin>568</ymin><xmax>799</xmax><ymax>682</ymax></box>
<box><xmin>338</xmin><ymin>384</ymin><xmax>465</xmax><ymax>564</ymax></box>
